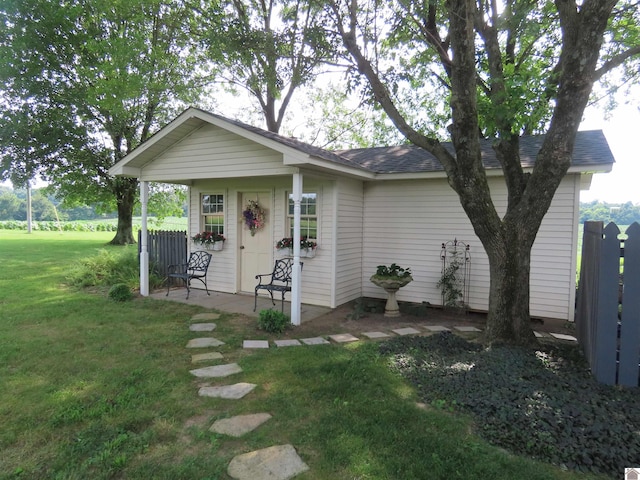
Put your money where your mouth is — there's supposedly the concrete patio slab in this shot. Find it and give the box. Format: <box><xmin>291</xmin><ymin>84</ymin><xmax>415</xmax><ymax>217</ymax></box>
<box><xmin>192</xmin><ymin>352</ymin><xmax>224</xmax><ymax>363</ymax></box>
<box><xmin>243</xmin><ymin>340</ymin><xmax>269</xmax><ymax>349</ymax></box>
<box><xmin>199</xmin><ymin>383</ymin><xmax>257</xmax><ymax>399</ymax></box>
<box><xmin>329</xmin><ymin>333</ymin><xmax>359</xmax><ymax>343</ymax></box>
<box><xmin>454</xmin><ymin>326</ymin><xmax>482</xmax><ymax>332</ymax></box>
<box><xmin>423</xmin><ymin>325</ymin><xmax>450</xmax><ymax>332</ymax></box>
<box><xmin>274</xmin><ymin>339</ymin><xmax>302</xmax><ymax>347</ymax></box>
<box><xmin>191</xmin><ymin>313</ymin><xmax>221</xmax><ymax>321</ymax></box>
<box><xmin>190</xmin><ymin>363</ymin><xmax>242</xmax><ymax>378</ymax></box>
<box><xmin>362</xmin><ymin>331</ymin><xmax>391</xmax><ymax>339</ymax></box>
<box><xmin>189</xmin><ymin>323</ymin><xmax>217</xmax><ymax>332</ymax></box>
<box><xmin>549</xmin><ymin>333</ymin><xmax>577</xmax><ymax>341</ymax></box>
<box><xmin>392</xmin><ymin>327</ymin><xmax>420</xmax><ymax>336</ymax></box>
<box><xmin>227</xmin><ymin>444</ymin><xmax>309</xmax><ymax>480</ymax></box>
<box><xmin>186</xmin><ymin>337</ymin><xmax>225</xmax><ymax>348</ymax></box>
<box><xmin>210</xmin><ymin>413</ymin><xmax>272</xmax><ymax>437</ymax></box>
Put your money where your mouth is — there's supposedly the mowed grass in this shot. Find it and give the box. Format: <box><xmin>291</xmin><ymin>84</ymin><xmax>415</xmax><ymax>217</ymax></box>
<box><xmin>0</xmin><ymin>231</ymin><xmax>603</xmax><ymax>479</ymax></box>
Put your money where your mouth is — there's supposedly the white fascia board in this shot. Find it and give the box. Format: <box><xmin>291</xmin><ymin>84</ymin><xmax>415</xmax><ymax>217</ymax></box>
<box><xmin>284</xmin><ymin>154</ymin><xmax>375</xmax><ymax>180</ymax></box>
<box><xmin>109</xmin><ymin>165</ymin><xmax>142</xmax><ymax>178</ymax></box>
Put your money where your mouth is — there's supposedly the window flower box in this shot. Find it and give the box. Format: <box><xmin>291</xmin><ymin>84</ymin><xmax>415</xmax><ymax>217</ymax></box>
<box><xmin>192</xmin><ymin>232</ymin><xmax>226</xmax><ymax>251</ymax></box>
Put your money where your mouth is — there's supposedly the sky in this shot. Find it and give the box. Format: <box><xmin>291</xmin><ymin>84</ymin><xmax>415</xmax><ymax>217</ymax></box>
<box><xmin>3</xmin><ymin>88</ymin><xmax>638</xmax><ymax>204</ymax></box>
<box><xmin>578</xmin><ymin>92</ymin><xmax>640</xmax><ymax>205</ymax></box>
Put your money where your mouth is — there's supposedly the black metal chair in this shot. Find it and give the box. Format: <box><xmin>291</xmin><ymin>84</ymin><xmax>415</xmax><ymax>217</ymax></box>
<box><xmin>254</xmin><ymin>258</ymin><xmax>303</xmax><ymax>312</ymax></box>
<box><xmin>166</xmin><ymin>251</ymin><xmax>212</xmax><ymax>299</ymax></box>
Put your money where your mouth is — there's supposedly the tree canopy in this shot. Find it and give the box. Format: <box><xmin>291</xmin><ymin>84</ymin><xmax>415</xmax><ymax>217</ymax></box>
<box><xmin>0</xmin><ymin>0</ymin><xmax>206</xmax><ymax>243</ymax></box>
<box><xmin>327</xmin><ymin>0</ymin><xmax>640</xmax><ymax>344</ymax></box>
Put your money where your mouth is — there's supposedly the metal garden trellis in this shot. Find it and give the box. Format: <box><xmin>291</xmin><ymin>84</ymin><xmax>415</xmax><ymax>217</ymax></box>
<box><xmin>440</xmin><ymin>239</ymin><xmax>471</xmax><ymax>310</ymax></box>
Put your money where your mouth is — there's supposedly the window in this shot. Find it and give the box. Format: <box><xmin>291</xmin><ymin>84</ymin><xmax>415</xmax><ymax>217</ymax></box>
<box><xmin>201</xmin><ymin>194</ymin><xmax>224</xmax><ymax>235</ymax></box>
<box><xmin>288</xmin><ymin>192</ymin><xmax>317</xmax><ymax>239</ymax></box>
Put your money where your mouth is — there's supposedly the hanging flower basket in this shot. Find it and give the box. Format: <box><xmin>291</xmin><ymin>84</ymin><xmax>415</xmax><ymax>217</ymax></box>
<box><xmin>191</xmin><ymin>232</ymin><xmax>225</xmax><ymax>251</ymax></box>
<box><xmin>243</xmin><ymin>200</ymin><xmax>266</xmax><ymax>236</ymax></box>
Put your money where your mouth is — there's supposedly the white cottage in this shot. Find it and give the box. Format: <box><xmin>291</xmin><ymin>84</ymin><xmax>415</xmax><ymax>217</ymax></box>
<box><xmin>109</xmin><ymin>107</ymin><xmax>614</xmax><ymax>323</ymax></box>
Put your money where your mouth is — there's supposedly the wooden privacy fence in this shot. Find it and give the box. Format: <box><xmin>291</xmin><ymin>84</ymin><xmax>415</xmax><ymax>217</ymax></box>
<box><xmin>575</xmin><ymin>221</ymin><xmax>640</xmax><ymax>387</ymax></box>
<box><xmin>138</xmin><ymin>230</ymin><xmax>187</xmax><ymax>282</ymax></box>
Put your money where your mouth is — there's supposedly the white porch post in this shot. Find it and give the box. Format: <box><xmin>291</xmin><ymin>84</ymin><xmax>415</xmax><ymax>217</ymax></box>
<box><xmin>139</xmin><ymin>180</ymin><xmax>149</xmax><ymax>296</ymax></box>
<box><xmin>291</xmin><ymin>172</ymin><xmax>303</xmax><ymax>325</ymax></box>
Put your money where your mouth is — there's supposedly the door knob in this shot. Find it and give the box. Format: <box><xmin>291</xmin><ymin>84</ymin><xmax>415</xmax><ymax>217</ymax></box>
<box><xmin>240</xmin><ymin>245</ymin><xmax>245</xmax><ymax>249</ymax></box>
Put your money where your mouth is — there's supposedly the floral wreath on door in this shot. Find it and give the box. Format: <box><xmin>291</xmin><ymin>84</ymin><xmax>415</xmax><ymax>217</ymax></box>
<box><xmin>242</xmin><ymin>200</ymin><xmax>266</xmax><ymax>236</ymax></box>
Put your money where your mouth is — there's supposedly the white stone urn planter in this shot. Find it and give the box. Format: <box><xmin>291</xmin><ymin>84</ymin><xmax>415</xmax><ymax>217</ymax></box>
<box><xmin>370</xmin><ymin>275</ymin><xmax>413</xmax><ymax>317</ymax></box>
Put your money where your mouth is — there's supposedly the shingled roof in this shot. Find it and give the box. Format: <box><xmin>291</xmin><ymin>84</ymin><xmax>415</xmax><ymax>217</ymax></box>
<box><xmin>203</xmin><ymin>109</ymin><xmax>614</xmax><ymax>174</ymax></box>
<box><xmin>335</xmin><ymin>130</ymin><xmax>614</xmax><ymax>174</ymax></box>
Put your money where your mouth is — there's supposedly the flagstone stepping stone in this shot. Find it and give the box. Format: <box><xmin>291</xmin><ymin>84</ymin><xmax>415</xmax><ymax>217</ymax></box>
<box><xmin>186</xmin><ymin>337</ymin><xmax>225</xmax><ymax>348</ymax></box>
<box><xmin>274</xmin><ymin>339</ymin><xmax>302</xmax><ymax>347</ymax></box>
<box><xmin>243</xmin><ymin>340</ymin><xmax>269</xmax><ymax>349</ymax></box>
<box><xmin>392</xmin><ymin>327</ymin><xmax>420</xmax><ymax>336</ymax></box>
<box><xmin>423</xmin><ymin>325</ymin><xmax>450</xmax><ymax>332</ymax></box>
<box><xmin>199</xmin><ymin>383</ymin><xmax>257</xmax><ymax>399</ymax></box>
<box><xmin>300</xmin><ymin>337</ymin><xmax>330</xmax><ymax>345</ymax></box>
<box><xmin>533</xmin><ymin>331</ymin><xmax>545</xmax><ymax>338</ymax></box>
<box><xmin>210</xmin><ymin>413</ymin><xmax>272</xmax><ymax>437</ymax></box>
<box><xmin>192</xmin><ymin>352</ymin><xmax>224</xmax><ymax>363</ymax></box>
<box><xmin>192</xmin><ymin>313</ymin><xmax>221</xmax><ymax>321</ymax></box>
<box><xmin>189</xmin><ymin>323</ymin><xmax>217</xmax><ymax>332</ymax></box>
<box><xmin>329</xmin><ymin>333</ymin><xmax>359</xmax><ymax>343</ymax></box>
<box><xmin>454</xmin><ymin>326</ymin><xmax>482</xmax><ymax>332</ymax></box>
<box><xmin>227</xmin><ymin>444</ymin><xmax>309</xmax><ymax>480</ymax></box>
<box><xmin>549</xmin><ymin>332</ymin><xmax>577</xmax><ymax>341</ymax></box>
<box><xmin>362</xmin><ymin>331</ymin><xmax>391</xmax><ymax>339</ymax></box>
<box><xmin>190</xmin><ymin>363</ymin><xmax>242</xmax><ymax>378</ymax></box>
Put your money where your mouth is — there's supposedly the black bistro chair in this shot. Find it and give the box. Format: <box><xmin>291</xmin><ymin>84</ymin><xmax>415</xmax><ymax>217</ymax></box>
<box><xmin>166</xmin><ymin>250</ymin><xmax>212</xmax><ymax>299</ymax></box>
<box><xmin>254</xmin><ymin>258</ymin><xmax>303</xmax><ymax>312</ymax></box>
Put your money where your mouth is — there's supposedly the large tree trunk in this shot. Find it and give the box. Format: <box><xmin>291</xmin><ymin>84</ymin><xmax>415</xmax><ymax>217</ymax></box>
<box><xmin>109</xmin><ymin>177</ymin><xmax>138</xmax><ymax>245</ymax></box>
<box><xmin>483</xmin><ymin>221</ymin><xmax>537</xmax><ymax>346</ymax></box>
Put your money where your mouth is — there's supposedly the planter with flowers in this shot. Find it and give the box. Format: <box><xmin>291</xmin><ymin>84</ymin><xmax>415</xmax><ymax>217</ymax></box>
<box><xmin>192</xmin><ymin>232</ymin><xmax>226</xmax><ymax>251</ymax></box>
<box><xmin>370</xmin><ymin>263</ymin><xmax>413</xmax><ymax>317</ymax></box>
<box><xmin>276</xmin><ymin>237</ymin><xmax>318</xmax><ymax>258</ymax></box>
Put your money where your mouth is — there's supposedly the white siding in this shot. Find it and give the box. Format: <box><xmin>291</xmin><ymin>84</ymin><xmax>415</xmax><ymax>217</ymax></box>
<box><xmin>187</xmin><ymin>176</ymin><xmax>335</xmax><ymax>308</ymax></box>
<box><xmin>141</xmin><ymin>124</ymin><xmax>292</xmax><ymax>182</ymax></box>
<box><xmin>361</xmin><ymin>175</ymin><xmax>580</xmax><ymax>320</ymax></box>
<box><xmin>334</xmin><ymin>178</ymin><xmax>365</xmax><ymax>307</ymax></box>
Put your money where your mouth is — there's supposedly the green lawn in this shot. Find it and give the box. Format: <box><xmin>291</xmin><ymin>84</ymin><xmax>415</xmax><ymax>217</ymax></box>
<box><xmin>0</xmin><ymin>231</ymin><xmax>606</xmax><ymax>479</ymax></box>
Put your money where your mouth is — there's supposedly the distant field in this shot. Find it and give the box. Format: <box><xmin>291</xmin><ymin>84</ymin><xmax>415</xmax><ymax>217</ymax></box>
<box><xmin>0</xmin><ymin>216</ymin><xmax>188</xmax><ymax>232</ymax></box>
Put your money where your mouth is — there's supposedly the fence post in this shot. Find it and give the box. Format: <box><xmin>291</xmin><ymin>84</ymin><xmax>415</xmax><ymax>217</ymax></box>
<box><xmin>618</xmin><ymin>222</ymin><xmax>640</xmax><ymax>387</ymax></box>
<box><xmin>593</xmin><ymin>223</ymin><xmax>622</xmax><ymax>385</ymax></box>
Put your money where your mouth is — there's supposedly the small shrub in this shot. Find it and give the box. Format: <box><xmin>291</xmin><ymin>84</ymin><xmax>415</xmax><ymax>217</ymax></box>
<box><xmin>257</xmin><ymin>309</ymin><xmax>290</xmax><ymax>333</ymax></box>
<box><xmin>108</xmin><ymin>283</ymin><xmax>134</xmax><ymax>302</ymax></box>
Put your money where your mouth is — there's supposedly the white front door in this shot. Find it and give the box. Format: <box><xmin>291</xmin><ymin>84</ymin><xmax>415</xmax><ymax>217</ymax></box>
<box><xmin>240</xmin><ymin>192</ymin><xmax>273</xmax><ymax>293</ymax></box>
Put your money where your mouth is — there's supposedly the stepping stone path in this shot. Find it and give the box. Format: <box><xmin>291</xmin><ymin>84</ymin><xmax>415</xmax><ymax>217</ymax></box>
<box><xmin>329</xmin><ymin>333</ymin><xmax>359</xmax><ymax>343</ymax></box>
<box><xmin>185</xmin><ymin>311</ymin><xmax>574</xmax><ymax>479</ymax></box>
<box><xmin>227</xmin><ymin>444</ymin><xmax>309</xmax><ymax>480</ymax></box>
<box><xmin>243</xmin><ymin>340</ymin><xmax>269</xmax><ymax>349</ymax></box>
<box><xmin>190</xmin><ymin>363</ymin><xmax>242</xmax><ymax>378</ymax></box>
<box><xmin>189</xmin><ymin>323</ymin><xmax>217</xmax><ymax>332</ymax></box>
<box><xmin>392</xmin><ymin>327</ymin><xmax>421</xmax><ymax>336</ymax></box>
<box><xmin>186</xmin><ymin>337</ymin><xmax>225</xmax><ymax>348</ymax></box>
<box><xmin>210</xmin><ymin>413</ymin><xmax>272</xmax><ymax>437</ymax></box>
<box><xmin>199</xmin><ymin>383</ymin><xmax>257</xmax><ymax>399</ymax></box>
<box><xmin>192</xmin><ymin>351</ymin><xmax>224</xmax><ymax>363</ymax></box>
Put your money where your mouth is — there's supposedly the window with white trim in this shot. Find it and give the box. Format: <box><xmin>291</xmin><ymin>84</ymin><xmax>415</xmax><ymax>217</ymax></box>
<box><xmin>287</xmin><ymin>192</ymin><xmax>317</xmax><ymax>239</ymax></box>
<box><xmin>201</xmin><ymin>194</ymin><xmax>224</xmax><ymax>235</ymax></box>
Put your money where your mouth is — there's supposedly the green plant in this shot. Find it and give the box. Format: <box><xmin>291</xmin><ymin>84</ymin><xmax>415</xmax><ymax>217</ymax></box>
<box><xmin>373</xmin><ymin>263</ymin><xmax>412</xmax><ymax>278</ymax></box>
<box><xmin>257</xmin><ymin>309</ymin><xmax>290</xmax><ymax>333</ymax></box>
<box><xmin>437</xmin><ymin>250</ymin><xmax>464</xmax><ymax>308</ymax></box>
<box><xmin>108</xmin><ymin>283</ymin><xmax>134</xmax><ymax>302</ymax></box>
